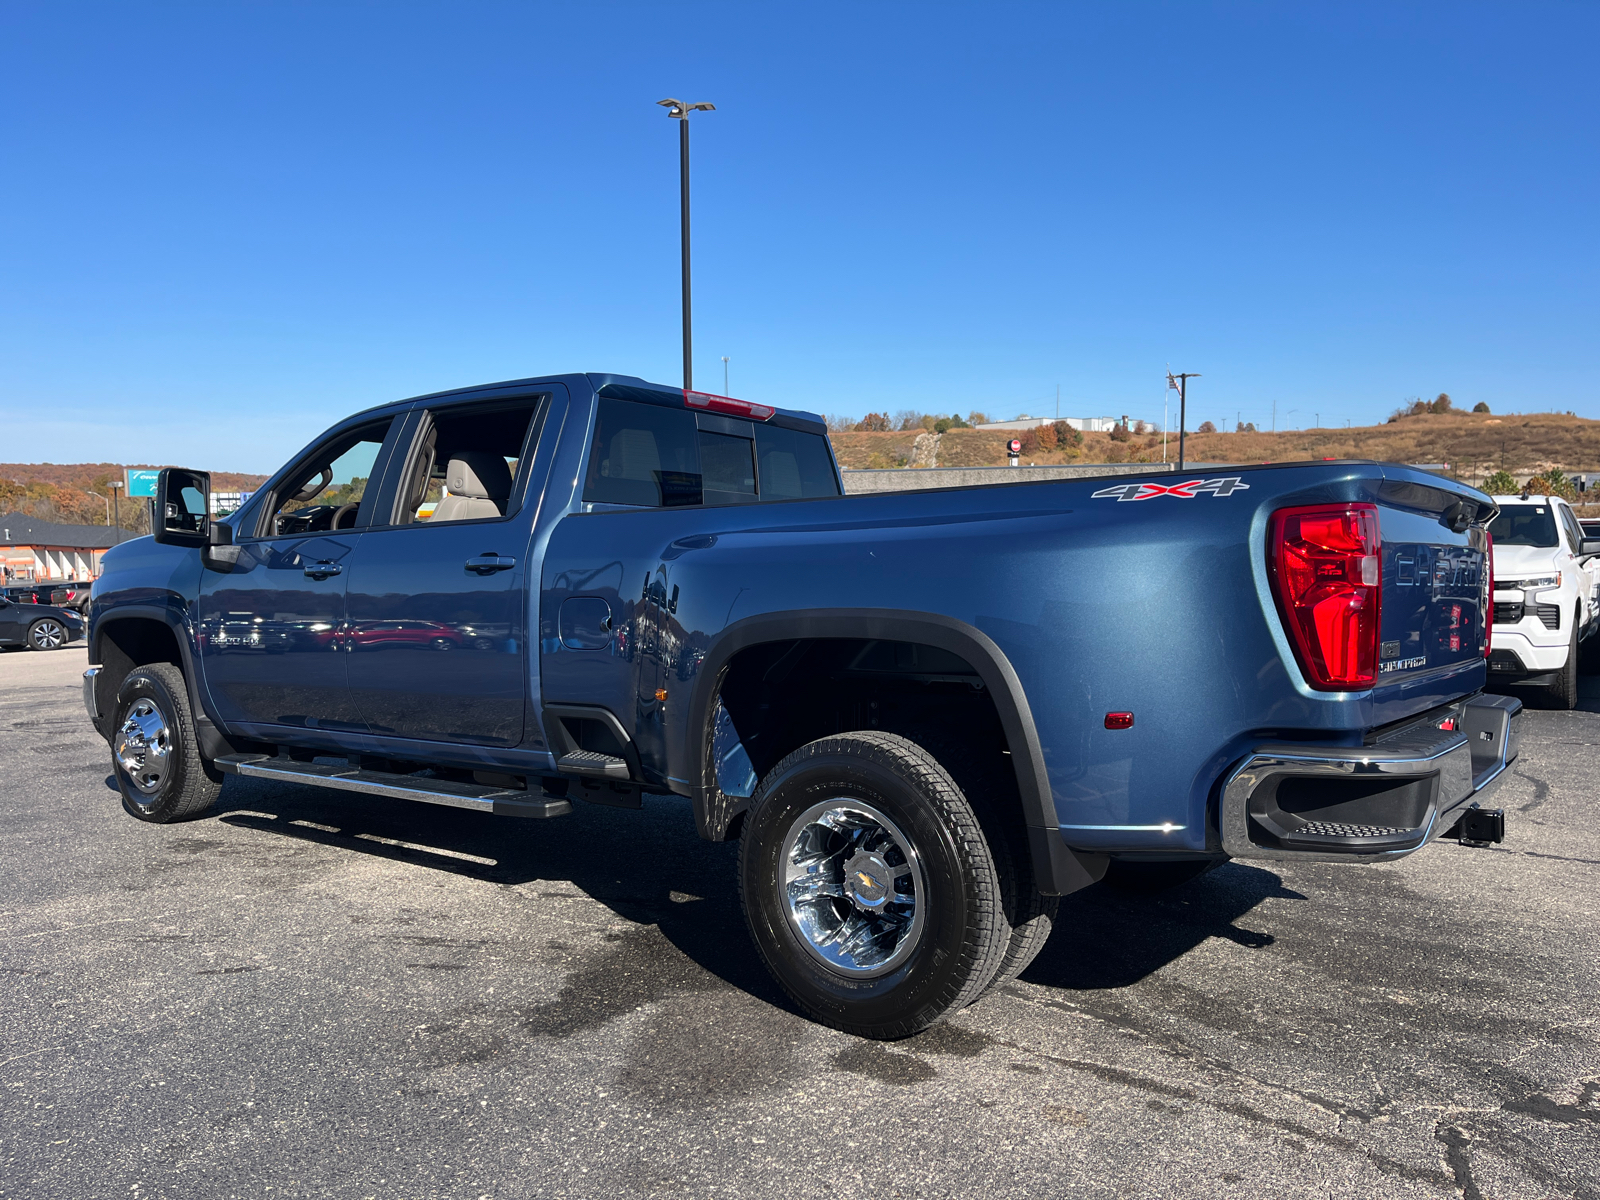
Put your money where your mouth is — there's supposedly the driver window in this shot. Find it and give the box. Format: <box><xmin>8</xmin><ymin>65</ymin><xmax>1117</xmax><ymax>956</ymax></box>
<box><xmin>267</xmin><ymin>420</ymin><xmax>392</xmax><ymax>537</ymax></box>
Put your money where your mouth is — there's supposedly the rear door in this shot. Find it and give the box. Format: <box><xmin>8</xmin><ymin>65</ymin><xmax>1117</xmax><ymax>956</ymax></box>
<box><xmin>342</xmin><ymin>393</ymin><xmax>550</xmax><ymax>747</ymax></box>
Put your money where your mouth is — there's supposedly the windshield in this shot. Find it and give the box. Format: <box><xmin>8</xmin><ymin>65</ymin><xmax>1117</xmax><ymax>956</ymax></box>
<box><xmin>1489</xmin><ymin>505</ymin><xmax>1559</xmax><ymax>548</ymax></box>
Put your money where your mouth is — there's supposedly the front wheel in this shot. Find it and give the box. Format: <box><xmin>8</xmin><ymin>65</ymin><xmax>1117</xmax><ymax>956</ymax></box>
<box><xmin>26</xmin><ymin>618</ymin><xmax>67</xmax><ymax>650</ymax></box>
<box><xmin>1544</xmin><ymin>616</ymin><xmax>1580</xmax><ymax>709</ymax></box>
<box><xmin>738</xmin><ymin>732</ymin><xmax>1008</xmax><ymax>1040</ymax></box>
<box><xmin>110</xmin><ymin>663</ymin><xmax>223</xmax><ymax>823</ymax></box>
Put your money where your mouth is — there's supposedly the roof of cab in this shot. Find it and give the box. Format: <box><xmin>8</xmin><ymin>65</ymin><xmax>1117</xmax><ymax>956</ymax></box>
<box><xmin>345</xmin><ymin>371</ymin><xmax>827</xmax><ymax>430</ymax></box>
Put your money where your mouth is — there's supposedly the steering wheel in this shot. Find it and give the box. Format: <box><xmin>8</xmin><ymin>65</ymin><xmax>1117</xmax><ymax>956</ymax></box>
<box><xmin>290</xmin><ymin>467</ymin><xmax>333</xmax><ymax>503</ymax></box>
<box><xmin>331</xmin><ymin>502</ymin><xmax>360</xmax><ymax>530</ymax></box>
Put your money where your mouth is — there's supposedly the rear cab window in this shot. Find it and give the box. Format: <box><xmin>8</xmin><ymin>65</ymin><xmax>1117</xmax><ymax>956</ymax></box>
<box><xmin>582</xmin><ymin>390</ymin><xmax>840</xmax><ymax>509</ymax></box>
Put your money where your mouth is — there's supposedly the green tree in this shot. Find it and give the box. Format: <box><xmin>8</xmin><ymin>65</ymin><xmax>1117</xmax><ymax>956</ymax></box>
<box><xmin>1472</xmin><ymin>401</ymin><xmax>1491</xmax><ymax>414</ymax></box>
<box><xmin>1482</xmin><ymin>470</ymin><xmax>1518</xmax><ymax>495</ymax></box>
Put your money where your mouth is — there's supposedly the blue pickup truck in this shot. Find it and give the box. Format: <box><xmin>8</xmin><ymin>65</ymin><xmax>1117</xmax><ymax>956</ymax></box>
<box><xmin>83</xmin><ymin>372</ymin><xmax>1520</xmax><ymax>1038</ymax></box>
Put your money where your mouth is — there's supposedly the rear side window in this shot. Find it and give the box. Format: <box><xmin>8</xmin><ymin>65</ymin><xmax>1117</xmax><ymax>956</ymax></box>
<box><xmin>583</xmin><ymin>396</ymin><xmax>840</xmax><ymax>507</ymax></box>
<box><xmin>756</xmin><ymin>424</ymin><xmax>840</xmax><ymax>499</ymax></box>
<box><xmin>584</xmin><ymin>398</ymin><xmax>702</xmax><ymax>507</ymax></box>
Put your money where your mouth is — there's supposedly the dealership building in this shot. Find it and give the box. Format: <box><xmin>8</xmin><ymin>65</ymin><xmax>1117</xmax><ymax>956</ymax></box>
<box><xmin>0</xmin><ymin>515</ymin><xmax>138</xmax><ymax>583</ymax></box>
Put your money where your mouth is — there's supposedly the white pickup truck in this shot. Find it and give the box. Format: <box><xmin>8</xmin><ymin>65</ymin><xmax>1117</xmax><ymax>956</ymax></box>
<box><xmin>1488</xmin><ymin>492</ymin><xmax>1600</xmax><ymax>706</ymax></box>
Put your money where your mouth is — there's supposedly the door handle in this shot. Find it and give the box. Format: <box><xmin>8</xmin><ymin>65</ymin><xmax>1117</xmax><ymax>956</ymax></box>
<box><xmin>303</xmin><ymin>560</ymin><xmax>342</xmax><ymax>580</ymax></box>
<box><xmin>465</xmin><ymin>554</ymin><xmax>516</xmax><ymax>575</ymax></box>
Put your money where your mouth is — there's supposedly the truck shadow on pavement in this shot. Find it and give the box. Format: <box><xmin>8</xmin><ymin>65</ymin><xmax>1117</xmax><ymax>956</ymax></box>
<box><xmin>198</xmin><ymin>775</ymin><xmax>1295</xmax><ymax>1012</ymax></box>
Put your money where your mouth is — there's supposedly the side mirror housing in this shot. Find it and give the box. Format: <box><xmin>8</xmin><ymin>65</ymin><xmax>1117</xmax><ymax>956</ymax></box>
<box><xmin>1581</xmin><ymin>538</ymin><xmax>1600</xmax><ymax>557</ymax></box>
<box><xmin>153</xmin><ymin>468</ymin><xmax>211</xmax><ymax>548</ymax></box>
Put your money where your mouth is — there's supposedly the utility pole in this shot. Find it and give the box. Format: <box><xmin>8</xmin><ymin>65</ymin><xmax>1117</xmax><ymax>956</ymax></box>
<box><xmin>657</xmin><ymin>98</ymin><xmax>716</xmax><ymax>391</ymax></box>
<box><xmin>1166</xmin><ymin>372</ymin><xmax>1200</xmax><ymax>471</ymax></box>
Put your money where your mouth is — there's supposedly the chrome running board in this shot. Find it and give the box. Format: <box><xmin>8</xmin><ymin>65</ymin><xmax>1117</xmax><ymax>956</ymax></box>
<box><xmin>213</xmin><ymin>754</ymin><xmax>573</xmax><ymax>818</ymax></box>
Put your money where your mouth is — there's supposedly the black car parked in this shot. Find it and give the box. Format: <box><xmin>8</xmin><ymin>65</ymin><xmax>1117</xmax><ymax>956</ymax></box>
<box><xmin>0</xmin><ymin>594</ymin><xmax>85</xmax><ymax>650</ymax></box>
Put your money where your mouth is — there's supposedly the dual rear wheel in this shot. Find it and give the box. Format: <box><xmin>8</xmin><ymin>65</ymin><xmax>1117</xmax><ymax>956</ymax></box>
<box><xmin>738</xmin><ymin>732</ymin><xmax>1057</xmax><ymax>1040</ymax></box>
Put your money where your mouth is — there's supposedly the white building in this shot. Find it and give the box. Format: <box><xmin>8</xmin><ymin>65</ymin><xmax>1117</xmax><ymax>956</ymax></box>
<box><xmin>974</xmin><ymin>415</ymin><xmax>1122</xmax><ymax>433</ymax></box>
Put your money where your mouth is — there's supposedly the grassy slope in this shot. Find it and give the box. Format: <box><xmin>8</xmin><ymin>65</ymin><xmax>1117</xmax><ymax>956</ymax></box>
<box><xmin>832</xmin><ymin>411</ymin><xmax>1600</xmax><ymax>484</ymax></box>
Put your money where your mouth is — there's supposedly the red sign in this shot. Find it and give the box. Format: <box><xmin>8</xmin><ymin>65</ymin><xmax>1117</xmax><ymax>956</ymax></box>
<box><xmin>1008</xmin><ymin>439</ymin><xmax>1022</xmax><ymax>455</ymax></box>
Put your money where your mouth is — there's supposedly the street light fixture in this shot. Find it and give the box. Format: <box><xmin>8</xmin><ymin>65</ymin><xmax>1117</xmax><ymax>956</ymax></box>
<box><xmin>658</xmin><ymin>97</ymin><xmax>716</xmax><ymax>391</ymax></box>
<box><xmin>86</xmin><ymin>491</ymin><xmax>109</xmax><ymax>526</ymax></box>
<box><xmin>109</xmin><ymin>479</ymin><xmax>123</xmax><ymax>530</ymax></box>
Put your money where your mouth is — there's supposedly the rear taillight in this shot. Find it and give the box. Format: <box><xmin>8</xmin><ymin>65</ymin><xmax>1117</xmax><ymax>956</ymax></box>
<box><xmin>1484</xmin><ymin>529</ymin><xmax>1493</xmax><ymax>658</ymax></box>
<box><xmin>684</xmin><ymin>389</ymin><xmax>776</xmax><ymax>421</ymax></box>
<box><xmin>1270</xmin><ymin>503</ymin><xmax>1382</xmax><ymax>690</ymax></box>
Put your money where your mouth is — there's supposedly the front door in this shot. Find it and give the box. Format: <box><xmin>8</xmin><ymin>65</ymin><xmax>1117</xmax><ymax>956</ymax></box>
<box><xmin>343</xmin><ymin>395</ymin><xmax>546</xmax><ymax>747</ymax></box>
<box><xmin>196</xmin><ymin>417</ymin><xmax>399</xmax><ymax>733</ymax></box>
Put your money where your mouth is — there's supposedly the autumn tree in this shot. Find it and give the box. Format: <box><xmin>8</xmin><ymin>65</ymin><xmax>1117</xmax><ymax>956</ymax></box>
<box><xmin>1197</xmin><ymin>420</ymin><xmax>1217</xmax><ymax>434</ymax></box>
<box><xmin>855</xmin><ymin>412</ymin><xmax>891</xmax><ymax>432</ymax></box>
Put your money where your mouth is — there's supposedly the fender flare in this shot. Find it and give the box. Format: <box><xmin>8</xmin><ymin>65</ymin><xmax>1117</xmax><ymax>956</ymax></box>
<box><xmin>684</xmin><ymin>608</ymin><xmax>1105</xmax><ymax>896</ymax></box>
<box><xmin>91</xmin><ymin>599</ymin><xmax>233</xmax><ymax>755</ymax></box>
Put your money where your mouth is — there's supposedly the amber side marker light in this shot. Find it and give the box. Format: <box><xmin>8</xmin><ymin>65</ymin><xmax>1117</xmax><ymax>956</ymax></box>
<box><xmin>1105</xmin><ymin>712</ymin><xmax>1134</xmax><ymax>730</ymax></box>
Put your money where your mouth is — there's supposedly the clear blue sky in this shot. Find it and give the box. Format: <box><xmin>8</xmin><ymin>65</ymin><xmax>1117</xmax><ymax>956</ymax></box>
<box><xmin>2</xmin><ymin>2</ymin><xmax>1595</xmax><ymax>472</ymax></box>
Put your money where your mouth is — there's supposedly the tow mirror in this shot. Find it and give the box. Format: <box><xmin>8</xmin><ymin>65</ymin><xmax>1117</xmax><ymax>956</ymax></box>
<box><xmin>153</xmin><ymin>468</ymin><xmax>211</xmax><ymax>548</ymax></box>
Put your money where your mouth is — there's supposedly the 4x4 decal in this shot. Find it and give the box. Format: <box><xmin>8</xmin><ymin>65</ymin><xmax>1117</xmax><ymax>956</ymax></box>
<box><xmin>1091</xmin><ymin>476</ymin><xmax>1250</xmax><ymax>502</ymax></box>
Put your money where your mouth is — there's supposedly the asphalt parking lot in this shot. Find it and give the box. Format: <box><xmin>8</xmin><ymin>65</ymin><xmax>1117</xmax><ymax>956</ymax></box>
<box><xmin>2</xmin><ymin>645</ymin><xmax>1597</xmax><ymax>1200</ymax></box>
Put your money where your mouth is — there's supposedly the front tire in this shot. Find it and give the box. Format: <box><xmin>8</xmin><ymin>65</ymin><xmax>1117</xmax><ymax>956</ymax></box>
<box><xmin>738</xmin><ymin>732</ymin><xmax>1008</xmax><ymax>1040</ymax></box>
<box><xmin>26</xmin><ymin>618</ymin><xmax>67</xmax><ymax>650</ymax></box>
<box><xmin>1544</xmin><ymin>615</ymin><xmax>1580</xmax><ymax>709</ymax></box>
<box><xmin>110</xmin><ymin>664</ymin><xmax>223</xmax><ymax>823</ymax></box>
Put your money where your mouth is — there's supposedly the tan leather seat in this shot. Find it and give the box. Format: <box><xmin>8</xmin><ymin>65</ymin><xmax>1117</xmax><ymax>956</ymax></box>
<box><xmin>430</xmin><ymin>453</ymin><xmax>512</xmax><ymax>522</ymax></box>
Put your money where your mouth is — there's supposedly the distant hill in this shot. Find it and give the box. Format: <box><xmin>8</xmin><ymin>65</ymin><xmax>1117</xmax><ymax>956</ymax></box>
<box><xmin>0</xmin><ymin>462</ymin><xmax>271</xmax><ymax>532</ymax></box>
<box><xmin>831</xmin><ymin>410</ymin><xmax>1600</xmax><ymax>494</ymax></box>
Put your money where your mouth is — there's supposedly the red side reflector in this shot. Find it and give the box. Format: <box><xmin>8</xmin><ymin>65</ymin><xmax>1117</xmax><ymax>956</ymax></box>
<box><xmin>1269</xmin><ymin>502</ymin><xmax>1382</xmax><ymax>690</ymax></box>
<box><xmin>1104</xmin><ymin>712</ymin><xmax>1134</xmax><ymax>730</ymax></box>
<box><xmin>684</xmin><ymin>389</ymin><xmax>776</xmax><ymax>421</ymax></box>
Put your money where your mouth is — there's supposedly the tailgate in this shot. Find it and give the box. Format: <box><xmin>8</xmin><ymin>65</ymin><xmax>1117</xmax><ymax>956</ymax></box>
<box><xmin>1377</xmin><ymin>483</ymin><xmax>1491</xmax><ymax>684</ymax></box>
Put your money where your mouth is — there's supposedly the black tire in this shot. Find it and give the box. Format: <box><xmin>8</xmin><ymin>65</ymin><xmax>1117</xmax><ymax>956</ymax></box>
<box><xmin>25</xmin><ymin>618</ymin><xmax>68</xmax><ymax>651</ymax></box>
<box><xmin>923</xmin><ymin>741</ymin><xmax>1058</xmax><ymax>997</ymax></box>
<box><xmin>1103</xmin><ymin>857</ymin><xmax>1222</xmax><ymax>894</ymax></box>
<box><xmin>738</xmin><ymin>732</ymin><xmax>1008</xmax><ymax>1040</ymax></box>
<box><xmin>1544</xmin><ymin>614</ymin><xmax>1580</xmax><ymax>709</ymax></box>
<box><xmin>110</xmin><ymin>664</ymin><xmax>223</xmax><ymax>823</ymax></box>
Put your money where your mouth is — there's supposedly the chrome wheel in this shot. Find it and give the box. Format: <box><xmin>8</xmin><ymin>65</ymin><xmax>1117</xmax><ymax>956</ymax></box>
<box><xmin>28</xmin><ymin>620</ymin><xmax>65</xmax><ymax>650</ymax></box>
<box><xmin>779</xmin><ymin>799</ymin><xmax>928</xmax><ymax>979</ymax></box>
<box><xmin>115</xmin><ymin>698</ymin><xmax>172</xmax><ymax>796</ymax></box>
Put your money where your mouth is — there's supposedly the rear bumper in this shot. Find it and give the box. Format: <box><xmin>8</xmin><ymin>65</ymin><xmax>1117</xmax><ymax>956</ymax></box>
<box><xmin>1219</xmin><ymin>692</ymin><xmax>1521</xmax><ymax>863</ymax></box>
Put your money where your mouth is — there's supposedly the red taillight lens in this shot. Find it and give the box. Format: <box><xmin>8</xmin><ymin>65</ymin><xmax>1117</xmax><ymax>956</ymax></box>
<box><xmin>1483</xmin><ymin>528</ymin><xmax>1493</xmax><ymax>659</ymax></box>
<box><xmin>684</xmin><ymin>389</ymin><xmax>776</xmax><ymax>421</ymax></box>
<box><xmin>1270</xmin><ymin>503</ymin><xmax>1382</xmax><ymax>689</ymax></box>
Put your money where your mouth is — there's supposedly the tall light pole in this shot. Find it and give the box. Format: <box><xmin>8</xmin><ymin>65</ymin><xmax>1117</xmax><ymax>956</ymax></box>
<box><xmin>658</xmin><ymin>98</ymin><xmax>716</xmax><ymax>391</ymax></box>
<box><xmin>722</xmin><ymin>356</ymin><xmax>730</xmax><ymax>395</ymax></box>
<box><xmin>86</xmin><ymin>490</ymin><xmax>108</xmax><ymax>525</ymax></box>
<box><xmin>1166</xmin><ymin>372</ymin><xmax>1200</xmax><ymax>471</ymax></box>
<box><xmin>109</xmin><ymin>479</ymin><xmax>122</xmax><ymax>530</ymax></box>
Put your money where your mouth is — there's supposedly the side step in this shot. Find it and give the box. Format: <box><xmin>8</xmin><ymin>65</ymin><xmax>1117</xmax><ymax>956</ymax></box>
<box><xmin>555</xmin><ymin>749</ymin><xmax>630</xmax><ymax>779</ymax></box>
<box><xmin>214</xmin><ymin>754</ymin><xmax>573</xmax><ymax>818</ymax></box>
